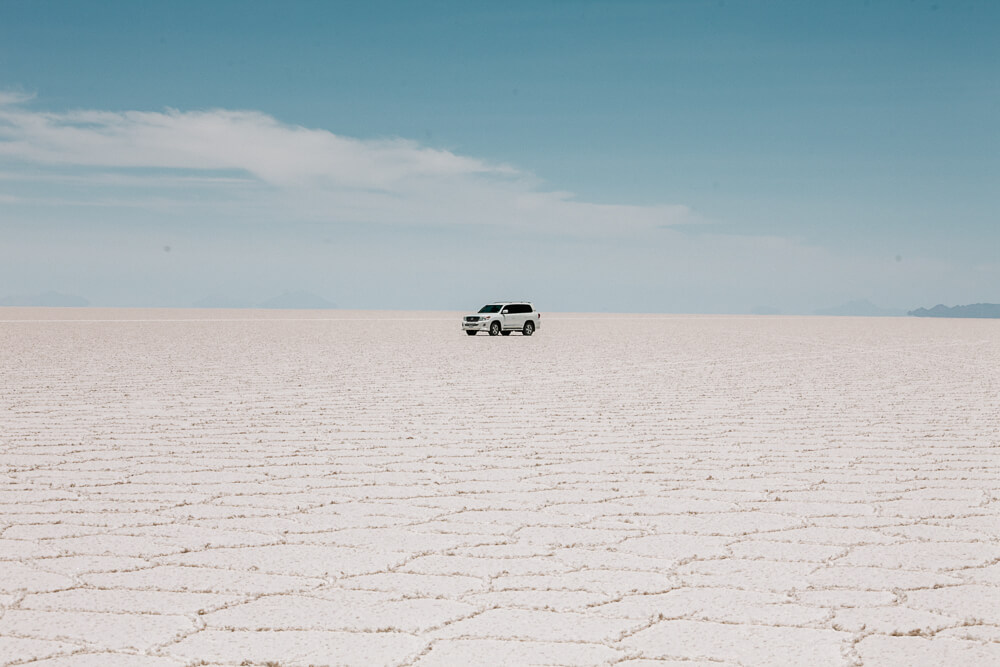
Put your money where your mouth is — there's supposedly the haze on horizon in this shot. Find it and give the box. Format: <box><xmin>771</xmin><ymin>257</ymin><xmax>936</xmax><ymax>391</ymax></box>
<box><xmin>1</xmin><ymin>0</ymin><xmax>997</xmax><ymax>314</ymax></box>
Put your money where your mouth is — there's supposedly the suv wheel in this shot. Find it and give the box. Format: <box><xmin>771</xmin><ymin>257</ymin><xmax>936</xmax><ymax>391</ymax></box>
<box><xmin>522</xmin><ymin>321</ymin><xmax>535</xmax><ymax>336</ymax></box>
<box><xmin>489</xmin><ymin>321</ymin><xmax>501</xmax><ymax>336</ymax></box>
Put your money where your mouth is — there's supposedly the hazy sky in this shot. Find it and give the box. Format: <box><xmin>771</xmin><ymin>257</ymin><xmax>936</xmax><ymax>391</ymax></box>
<box><xmin>1</xmin><ymin>0</ymin><xmax>997</xmax><ymax>312</ymax></box>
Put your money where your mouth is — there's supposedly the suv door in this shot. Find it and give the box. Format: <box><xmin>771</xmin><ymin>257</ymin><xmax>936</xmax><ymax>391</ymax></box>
<box><xmin>506</xmin><ymin>304</ymin><xmax>528</xmax><ymax>330</ymax></box>
<box><xmin>500</xmin><ymin>304</ymin><xmax>516</xmax><ymax>330</ymax></box>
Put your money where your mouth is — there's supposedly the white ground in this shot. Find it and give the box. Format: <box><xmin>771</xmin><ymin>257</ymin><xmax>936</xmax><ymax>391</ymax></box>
<box><xmin>1</xmin><ymin>309</ymin><xmax>999</xmax><ymax>667</ymax></box>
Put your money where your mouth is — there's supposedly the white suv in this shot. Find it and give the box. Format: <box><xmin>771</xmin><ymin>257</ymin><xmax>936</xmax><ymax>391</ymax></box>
<box><xmin>462</xmin><ymin>302</ymin><xmax>540</xmax><ymax>336</ymax></box>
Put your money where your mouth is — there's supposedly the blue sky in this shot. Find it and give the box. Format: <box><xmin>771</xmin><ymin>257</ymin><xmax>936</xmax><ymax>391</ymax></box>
<box><xmin>1</xmin><ymin>0</ymin><xmax>997</xmax><ymax>312</ymax></box>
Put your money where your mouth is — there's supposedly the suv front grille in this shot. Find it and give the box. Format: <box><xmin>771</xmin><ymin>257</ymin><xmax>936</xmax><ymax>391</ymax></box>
<box><xmin>465</xmin><ymin>316</ymin><xmax>480</xmax><ymax>322</ymax></box>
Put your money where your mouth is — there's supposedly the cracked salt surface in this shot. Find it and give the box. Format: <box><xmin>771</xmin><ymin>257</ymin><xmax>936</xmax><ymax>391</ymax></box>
<box><xmin>1</xmin><ymin>309</ymin><xmax>999</xmax><ymax>666</ymax></box>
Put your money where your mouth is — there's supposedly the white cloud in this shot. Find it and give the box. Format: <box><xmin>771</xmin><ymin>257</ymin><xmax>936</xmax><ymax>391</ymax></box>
<box><xmin>0</xmin><ymin>90</ymin><xmax>35</xmax><ymax>106</ymax></box>
<box><xmin>0</xmin><ymin>99</ymin><xmax>691</xmax><ymax>233</ymax></box>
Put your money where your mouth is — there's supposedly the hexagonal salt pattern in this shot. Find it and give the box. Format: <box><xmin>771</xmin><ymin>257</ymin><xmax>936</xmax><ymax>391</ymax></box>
<box><xmin>1</xmin><ymin>309</ymin><xmax>998</xmax><ymax>666</ymax></box>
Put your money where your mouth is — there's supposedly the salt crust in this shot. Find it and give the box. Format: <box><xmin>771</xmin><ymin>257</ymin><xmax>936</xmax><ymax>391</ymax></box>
<box><xmin>1</xmin><ymin>310</ymin><xmax>998</xmax><ymax>666</ymax></box>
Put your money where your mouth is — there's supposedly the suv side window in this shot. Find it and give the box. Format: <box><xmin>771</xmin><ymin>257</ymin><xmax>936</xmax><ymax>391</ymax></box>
<box><xmin>521</xmin><ymin>304</ymin><xmax>533</xmax><ymax>313</ymax></box>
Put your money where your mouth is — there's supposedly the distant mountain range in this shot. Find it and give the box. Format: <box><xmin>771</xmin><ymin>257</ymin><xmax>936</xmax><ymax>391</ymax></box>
<box><xmin>908</xmin><ymin>303</ymin><xmax>1000</xmax><ymax>318</ymax></box>
<box><xmin>813</xmin><ymin>300</ymin><xmax>905</xmax><ymax>317</ymax></box>
<box><xmin>192</xmin><ymin>295</ymin><xmax>257</xmax><ymax>309</ymax></box>
<box><xmin>0</xmin><ymin>290</ymin><xmax>336</xmax><ymax>309</ymax></box>
<box><xmin>257</xmin><ymin>291</ymin><xmax>336</xmax><ymax>309</ymax></box>
<box><xmin>3</xmin><ymin>291</ymin><xmax>993</xmax><ymax>317</ymax></box>
<box><xmin>0</xmin><ymin>291</ymin><xmax>89</xmax><ymax>307</ymax></box>
<box><xmin>194</xmin><ymin>290</ymin><xmax>337</xmax><ymax>310</ymax></box>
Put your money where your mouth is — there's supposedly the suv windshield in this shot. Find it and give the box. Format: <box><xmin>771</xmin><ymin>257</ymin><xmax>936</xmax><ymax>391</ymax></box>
<box><xmin>478</xmin><ymin>305</ymin><xmax>502</xmax><ymax>313</ymax></box>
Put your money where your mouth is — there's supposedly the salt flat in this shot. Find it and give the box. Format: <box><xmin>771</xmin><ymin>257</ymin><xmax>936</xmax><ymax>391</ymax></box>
<box><xmin>1</xmin><ymin>309</ymin><xmax>999</xmax><ymax>666</ymax></box>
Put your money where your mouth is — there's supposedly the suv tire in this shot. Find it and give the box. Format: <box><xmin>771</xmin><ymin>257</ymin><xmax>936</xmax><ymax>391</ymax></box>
<box><xmin>489</xmin><ymin>321</ymin><xmax>501</xmax><ymax>336</ymax></box>
<box><xmin>522</xmin><ymin>321</ymin><xmax>535</xmax><ymax>336</ymax></box>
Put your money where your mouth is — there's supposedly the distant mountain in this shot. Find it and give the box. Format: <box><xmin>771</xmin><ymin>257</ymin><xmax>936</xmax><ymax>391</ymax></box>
<box><xmin>258</xmin><ymin>290</ymin><xmax>337</xmax><ymax>309</ymax></box>
<box><xmin>0</xmin><ymin>291</ymin><xmax>89</xmax><ymax>307</ymax></box>
<box><xmin>908</xmin><ymin>303</ymin><xmax>1000</xmax><ymax>318</ymax></box>
<box><xmin>814</xmin><ymin>299</ymin><xmax>905</xmax><ymax>317</ymax></box>
<box><xmin>193</xmin><ymin>295</ymin><xmax>256</xmax><ymax>309</ymax></box>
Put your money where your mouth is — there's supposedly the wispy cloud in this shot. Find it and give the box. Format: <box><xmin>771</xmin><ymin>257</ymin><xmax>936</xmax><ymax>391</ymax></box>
<box><xmin>0</xmin><ymin>95</ymin><xmax>691</xmax><ymax>233</ymax></box>
<box><xmin>0</xmin><ymin>90</ymin><xmax>35</xmax><ymax>106</ymax></box>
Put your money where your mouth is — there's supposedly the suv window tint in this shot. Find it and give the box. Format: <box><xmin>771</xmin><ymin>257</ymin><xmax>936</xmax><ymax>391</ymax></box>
<box><xmin>520</xmin><ymin>304</ymin><xmax>533</xmax><ymax>313</ymax></box>
<box><xmin>479</xmin><ymin>305</ymin><xmax>502</xmax><ymax>313</ymax></box>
